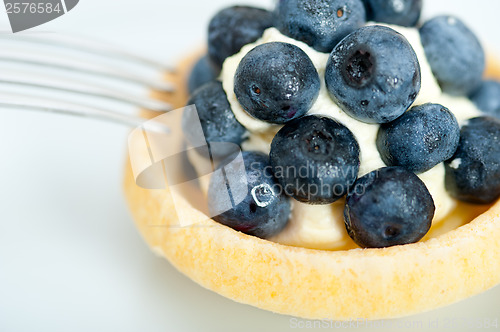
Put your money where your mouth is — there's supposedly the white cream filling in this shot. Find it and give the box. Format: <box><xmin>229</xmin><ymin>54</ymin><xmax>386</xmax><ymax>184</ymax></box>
<box><xmin>208</xmin><ymin>25</ymin><xmax>482</xmax><ymax>250</ymax></box>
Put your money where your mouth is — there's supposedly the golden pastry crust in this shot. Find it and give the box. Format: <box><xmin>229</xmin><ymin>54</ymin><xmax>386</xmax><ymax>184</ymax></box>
<box><xmin>123</xmin><ymin>53</ymin><xmax>500</xmax><ymax>320</ymax></box>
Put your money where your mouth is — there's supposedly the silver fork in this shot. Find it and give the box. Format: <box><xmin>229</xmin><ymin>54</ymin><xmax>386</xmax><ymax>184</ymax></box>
<box><xmin>0</xmin><ymin>31</ymin><xmax>176</xmax><ymax>131</ymax></box>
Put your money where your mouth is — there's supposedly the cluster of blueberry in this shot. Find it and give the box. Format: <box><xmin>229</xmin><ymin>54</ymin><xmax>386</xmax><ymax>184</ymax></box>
<box><xmin>183</xmin><ymin>0</ymin><xmax>500</xmax><ymax>248</ymax></box>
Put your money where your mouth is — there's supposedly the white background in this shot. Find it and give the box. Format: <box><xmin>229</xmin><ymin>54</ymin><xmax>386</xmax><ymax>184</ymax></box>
<box><xmin>0</xmin><ymin>1</ymin><xmax>499</xmax><ymax>331</ymax></box>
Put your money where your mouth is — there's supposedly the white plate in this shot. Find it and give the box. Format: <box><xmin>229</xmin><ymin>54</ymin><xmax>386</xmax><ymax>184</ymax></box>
<box><xmin>0</xmin><ymin>1</ymin><xmax>499</xmax><ymax>331</ymax></box>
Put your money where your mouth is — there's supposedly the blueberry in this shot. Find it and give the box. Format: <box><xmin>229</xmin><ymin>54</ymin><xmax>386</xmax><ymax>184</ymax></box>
<box><xmin>187</xmin><ymin>55</ymin><xmax>220</xmax><ymax>94</ymax></box>
<box><xmin>362</xmin><ymin>0</ymin><xmax>422</xmax><ymax>27</ymax></box>
<box><xmin>470</xmin><ymin>80</ymin><xmax>500</xmax><ymax>119</ymax></box>
<box><xmin>270</xmin><ymin>115</ymin><xmax>360</xmax><ymax>204</ymax></box>
<box><xmin>325</xmin><ymin>25</ymin><xmax>420</xmax><ymax>124</ymax></box>
<box><xmin>183</xmin><ymin>81</ymin><xmax>247</xmax><ymax>158</ymax></box>
<box><xmin>274</xmin><ymin>0</ymin><xmax>366</xmax><ymax>53</ymax></box>
<box><xmin>444</xmin><ymin>117</ymin><xmax>500</xmax><ymax>204</ymax></box>
<box><xmin>420</xmin><ymin>16</ymin><xmax>485</xmax><ymax>96</ymax></box>
<box><xmin>234</xmin><ymin>42</ymin><xmax>320</xmax><ymax>124</ymax></box>
<box><xmin>208</xmin><ymin>6</ymin><xmax>273</xmax><ymax>70</ymax></box>
<box><xmin>208</xmin><ymin>151</ymin><xmax>291</xmax><ymax>238</ymax></box>
<box><xmin>344</xmin><ymin>167</ymin><xmax>434</xmax><ymax>248</ymax></box>
<box><xmin>377</xmin><ymin>103</ymin><xmax>460</xmax><ymax>173</ymax></box>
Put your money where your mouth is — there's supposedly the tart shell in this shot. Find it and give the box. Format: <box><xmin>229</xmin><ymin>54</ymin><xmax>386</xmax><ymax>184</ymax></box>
<box><xmin>123</xmin><ymin>52</ymin><xmax>500</xmax><ymax>320</ymax></box>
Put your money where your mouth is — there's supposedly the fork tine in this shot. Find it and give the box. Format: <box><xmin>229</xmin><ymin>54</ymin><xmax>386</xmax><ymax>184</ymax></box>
<box><xmin>0</xmin><ymin>92</ymin><xmax>170</xmax><ymax>133</ymax></box>
<box><xmin>0</xmin><ymin>70</ymin><xmax>172</xmax><ymax>112</ymax></box>
<box><xmin>0</xmin><ymin>31</ymin><xmax>177</xmax><ymax>130</ymax></box>
<box><xmin>0</xmin><ymin>32</ymin><xmax>174</xmax><ymax>72</ymax></box>
<box><xmin>0</xmin><ymin>49</ymin><xmax>175</xmax><ymax>92</ymax></box>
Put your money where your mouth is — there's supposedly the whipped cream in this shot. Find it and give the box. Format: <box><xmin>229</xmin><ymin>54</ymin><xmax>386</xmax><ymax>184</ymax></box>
<box><xmin>214</xmin><ymin>25</ymin><xmax>481</xmax><ymax>250</ymax></box>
